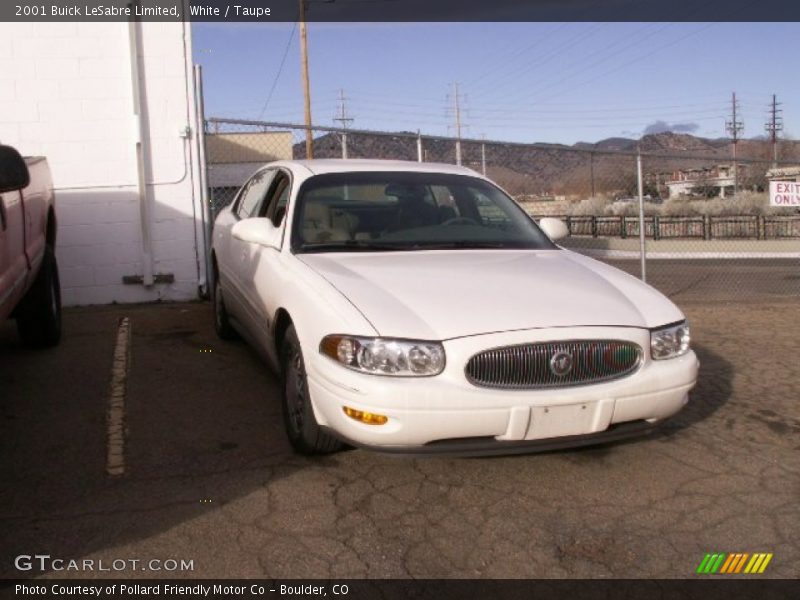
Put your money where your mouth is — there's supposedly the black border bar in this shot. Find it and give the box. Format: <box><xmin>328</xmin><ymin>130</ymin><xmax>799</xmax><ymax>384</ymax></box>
<box><xmin>3</xmin><ymin>579</ymin><xmax>800</xmax><ymax>600</ymax></box>
<box><xmin>3</xmin><ymin>0</ymin><xmax>800</xmax><ymax>22</ymax></box>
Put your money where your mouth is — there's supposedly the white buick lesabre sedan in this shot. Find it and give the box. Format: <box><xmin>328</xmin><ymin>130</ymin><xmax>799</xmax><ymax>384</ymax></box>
<box><xmin>211</xmin><ymin>159</ymin><xmax>698</xmax><ymax>456</ymax></box>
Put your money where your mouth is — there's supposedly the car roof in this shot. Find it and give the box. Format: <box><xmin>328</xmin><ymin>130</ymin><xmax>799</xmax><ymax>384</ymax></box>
<box><xmin>273</xmin><ymin>159</ymin><xmax>481</xmax><ymax>177</ymax></box>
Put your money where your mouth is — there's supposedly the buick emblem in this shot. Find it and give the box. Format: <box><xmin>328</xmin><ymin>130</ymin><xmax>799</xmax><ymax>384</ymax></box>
<box><xmin>549</xmin><ymin>351</ymin><xmax>573</xmax><ymax>376</ymax></box>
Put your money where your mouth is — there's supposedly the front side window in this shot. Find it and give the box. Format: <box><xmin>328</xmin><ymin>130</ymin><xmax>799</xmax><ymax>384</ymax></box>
<box><xmin>291</xmin><ymin>172</ymin><xmax>557</xmax><ymax>252</ymax></box>
<box><xmin>261</xmin><ymin>172</ymin><xmax>291</xmax><ymax>228</ymax></box>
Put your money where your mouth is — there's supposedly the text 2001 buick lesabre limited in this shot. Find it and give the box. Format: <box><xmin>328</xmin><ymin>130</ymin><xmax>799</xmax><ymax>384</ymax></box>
<box><xmin>212</xmin><ymin>160</ymin><xmax>698</xmax><ymax>456</ymax></box>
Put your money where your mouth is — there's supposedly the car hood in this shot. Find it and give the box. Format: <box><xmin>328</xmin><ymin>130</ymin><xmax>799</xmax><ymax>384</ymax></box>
<box><xmin>298</xmin><ymin>249</ymin><xmax>684</xmax><ymax>340</ymax></box>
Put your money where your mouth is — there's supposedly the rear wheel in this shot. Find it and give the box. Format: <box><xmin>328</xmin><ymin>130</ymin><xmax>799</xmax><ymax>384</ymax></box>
<box><xmin>17</xmin><ymin>246</ymin><xmax>61</xmax><ymax>348</ymax></box>
<box><xmin>213</xmin><ymin>274</ymin><xmax>237</xmax><ymax>340</ymax></box>
<box><xmin>281</xmin><ymin>325</ymin><xmax>342</xmax><ymax>455</ymax></box>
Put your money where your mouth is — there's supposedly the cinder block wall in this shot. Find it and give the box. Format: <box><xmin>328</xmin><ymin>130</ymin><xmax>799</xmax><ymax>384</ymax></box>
<box><xmin>0</xmin><ymin>22</ymin><xmax>205</xmax><ymax>306</ymax></box>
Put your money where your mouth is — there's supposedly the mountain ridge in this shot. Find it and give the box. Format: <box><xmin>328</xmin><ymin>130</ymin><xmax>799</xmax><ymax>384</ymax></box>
<box><xmin>293</xmin><ymin>131</ymin><xmax>800</xmax><ymax>196</ymax></box>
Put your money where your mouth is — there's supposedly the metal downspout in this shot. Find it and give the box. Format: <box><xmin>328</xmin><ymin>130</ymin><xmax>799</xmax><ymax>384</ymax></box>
<box><xmin>193</xmin><ymin>64</ymin><xmax>212</xmax><ymax>297</ymax></box>
<box><xmin>128</xmin><ymin>7</ymin><xmax>155</xmax><ymax>287</ymax></box>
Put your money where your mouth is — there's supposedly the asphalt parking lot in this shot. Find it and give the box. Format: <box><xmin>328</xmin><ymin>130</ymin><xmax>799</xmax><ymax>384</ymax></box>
<box><xmin>1</xmin><ymin>264</ymin><xmax>799</xmax><ymax>579</ymax></box>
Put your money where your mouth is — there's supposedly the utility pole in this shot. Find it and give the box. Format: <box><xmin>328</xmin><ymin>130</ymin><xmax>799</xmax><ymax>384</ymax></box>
<box><xmin>765</xmin><ymin>93</ymin><xmax>783</xmax><ymax>167</ymax></box>
<box><xmin>725</xmin><ymin>91</ymin><xmax>744</xmax><ymax>195</ymax></box>
<box><xmin>333</xmin><ymin>89</ymin><xmax>354</xmax><ymax>159</ymax></box>
<box><xmin>299</xmin><ymin>0</ymin><xmax>313</xmax><ymax>158</ymax></box>
<box><xmin>480</xmin><ymin>134</ymin><xmax>487</xmax><ymax>176</ymax></box>
<box><xmin>452</xmin><ymin>82</ymin><xmax>463</xmax><ymax>166</ymax></box>
<box><xmin>636</xmin><ymin>144</ymin><xmax>647</xmax><ymax>283</ymax></box>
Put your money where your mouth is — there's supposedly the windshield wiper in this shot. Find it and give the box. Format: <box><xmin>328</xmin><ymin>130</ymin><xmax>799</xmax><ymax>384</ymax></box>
<box><xmin>405</xmin><ymin>241</ymin><xmax>514</xmax><ymax>250</ymax></box>
<box><xmin>298</xmin><ymin>240</ymin><xmax>527</xmax><ymax>253</ymax></box>
<box><xmin>298</xmin><ymin>241</ymin><xmax>414</xmax><ymax>253</ymax></box>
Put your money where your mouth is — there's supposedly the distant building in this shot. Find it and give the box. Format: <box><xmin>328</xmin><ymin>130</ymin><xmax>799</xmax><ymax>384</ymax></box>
<box><xmin>664</xmin><ymin>164</ymin><xmax>746</xmax><ymax>199</ymax></box>
<box><xmin>206</xmin><ymin>131</ymin><xmax>294</xmax><ymax>201</ymax></box>
<box><xmin>765</xmin><ymin>165</ymin><xmax>800</xmax><ymax>183</ymax></box>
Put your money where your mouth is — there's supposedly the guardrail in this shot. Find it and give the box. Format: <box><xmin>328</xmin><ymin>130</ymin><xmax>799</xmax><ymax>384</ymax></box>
<box><xmin>528</xmin><ymin>214</ymin><xmax>800</xmax><ymax>240</ymax></box>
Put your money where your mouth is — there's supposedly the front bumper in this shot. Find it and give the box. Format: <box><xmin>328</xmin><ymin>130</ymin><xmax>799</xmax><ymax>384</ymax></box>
<box><xmin>305</xmin><ymin>326</ymin><xmax>699</xmax><ymax>453</ymax></box>
<box><xmin>322</xmin><ymin>419</ymin><xmax>658</xmax><ymax>458</ymax></box>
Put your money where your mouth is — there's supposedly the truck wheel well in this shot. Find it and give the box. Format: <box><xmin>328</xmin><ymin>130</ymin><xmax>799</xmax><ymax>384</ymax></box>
<box><xmin>46</xmin><ymin>208</ymin><xmax>56</xmax><ymax>247</ymax></box>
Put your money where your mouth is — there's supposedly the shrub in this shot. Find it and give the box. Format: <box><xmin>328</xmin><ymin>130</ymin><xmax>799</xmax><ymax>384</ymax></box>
<box><xmin>606</xmin><ymin>201</ymin><xmax>661</xmax><ymax>217</ymax></box>
<box><xmin>568</xmin><ymin>197</ymin><xmax>611</xmax><ymax>216</ymax></box>
<box><xmin>569</xmin><ymin>192</ymin><xmax>798</xmax><ymax>217</ymax></box>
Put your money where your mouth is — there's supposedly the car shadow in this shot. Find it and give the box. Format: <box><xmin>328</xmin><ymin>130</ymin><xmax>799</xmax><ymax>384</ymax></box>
<box><xmin>652</xmin><ymin>342</ymin><xmax>732</xmax><ymax>439</ymax></box>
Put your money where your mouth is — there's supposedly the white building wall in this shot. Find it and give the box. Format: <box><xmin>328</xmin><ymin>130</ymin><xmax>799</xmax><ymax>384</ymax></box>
<box><xmin>0</xmin><ymin>22</ymin><xmax>206</xmax><ymax>306</ymax></box>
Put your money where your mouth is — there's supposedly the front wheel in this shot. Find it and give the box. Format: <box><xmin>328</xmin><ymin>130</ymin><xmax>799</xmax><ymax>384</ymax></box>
<box><xmin>17</xmin><ymin>246</ymin><xmax>62</xmax><ymax>348</ymax></box>
<box><xmin>281</xmin><ymin>325</ymin><xmax>342</xmax><ymax>455</ymax></box>
<box><xmin>212</xmin><ymin>275</ymin><xmax>237</xmax><ymax>340</ymax></box>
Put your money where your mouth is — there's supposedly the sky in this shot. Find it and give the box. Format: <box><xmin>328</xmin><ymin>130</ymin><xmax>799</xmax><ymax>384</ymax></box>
<box><xmin>192</xmin><ymin>22</ymin><xmax>799</xmax><ymax>146</ymax></box>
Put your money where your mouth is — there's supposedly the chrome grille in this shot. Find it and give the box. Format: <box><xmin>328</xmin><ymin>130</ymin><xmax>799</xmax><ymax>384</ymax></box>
<box><xmin>465</xmin><ymin>340</ymin><xmax>642</xmax><ymax>389</ymax></box>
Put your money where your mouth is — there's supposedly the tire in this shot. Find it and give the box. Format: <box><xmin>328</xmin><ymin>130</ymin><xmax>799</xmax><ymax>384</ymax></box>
<box><xmin>16</xmin><ymin>245</ymin><xmax>62</xmax><ymax>348</ymax></box>
<box><xmin>212</xmin><ymin>274</ymin><xmax>237</xmax><ymax>340</ymax></box>
<box><xmin>281</xmin><ymin>325</ymin><xmax>342</xmax><ymax>455</ymax></box>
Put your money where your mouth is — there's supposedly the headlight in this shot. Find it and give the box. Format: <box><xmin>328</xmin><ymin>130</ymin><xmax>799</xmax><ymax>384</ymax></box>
<box><xmin>650</xmin><ymin>321</ymin><xmax>691</xmax><ymax>360</ymax></box>
<box><xmin>320</xmin><ymin>335</ymin><xmax>445</xmax><ymax>376</ymax></box>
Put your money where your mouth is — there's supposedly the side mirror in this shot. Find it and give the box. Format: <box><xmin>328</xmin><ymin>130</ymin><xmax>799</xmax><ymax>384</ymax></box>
<box><xmin>0</xmin><ymin>145</ymin><xmax>30</xmax><ymax>193</ymax></box>
<box><xmin>538</xmin><ymin>217</ymin><xmax>569</xmax><ymax>242</ymax></box>
<box><xmin>232</xmin><ymin>217</ymin><xmax>282</xmax><ymax>249</ymax></box>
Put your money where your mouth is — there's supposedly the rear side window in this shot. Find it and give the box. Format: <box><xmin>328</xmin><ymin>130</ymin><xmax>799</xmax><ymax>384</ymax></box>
<box><xmin>236</xmin><ymin>169</ymin><xmax>275</xmax><ymax>219</ymax></box>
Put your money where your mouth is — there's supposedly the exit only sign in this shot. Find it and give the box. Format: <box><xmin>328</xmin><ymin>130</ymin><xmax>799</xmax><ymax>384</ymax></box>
<box><xmin>769</xmin><ymin>181</ymin><xmax>800</xmax><ymax>206</ymax></box>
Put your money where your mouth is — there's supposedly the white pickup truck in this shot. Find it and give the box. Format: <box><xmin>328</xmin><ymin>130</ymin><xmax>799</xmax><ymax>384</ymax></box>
<box><xmin>0</xmin><ymin>144</ymin><xmax>61</xmax><ymax>346</ymax></box>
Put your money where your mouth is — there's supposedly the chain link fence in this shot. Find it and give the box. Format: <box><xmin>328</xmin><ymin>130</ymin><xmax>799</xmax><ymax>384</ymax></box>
<box><xmin>204</xmin><ymin>117</ymin><xmax>800</xmax><ymax>302</ymax></box>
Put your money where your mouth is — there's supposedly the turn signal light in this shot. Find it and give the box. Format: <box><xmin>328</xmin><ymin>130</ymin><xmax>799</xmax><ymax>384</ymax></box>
<box><xmin>343</xmin><ymin>406</ymin><xmax>388</xmax><ymax>425</ymax></box>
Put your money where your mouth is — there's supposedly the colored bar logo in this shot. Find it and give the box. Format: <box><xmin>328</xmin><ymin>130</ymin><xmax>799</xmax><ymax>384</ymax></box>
<box><xmin>696</xmin><ymin>552</ymin><xmax>773</xmax><ymax>574</ymax></box>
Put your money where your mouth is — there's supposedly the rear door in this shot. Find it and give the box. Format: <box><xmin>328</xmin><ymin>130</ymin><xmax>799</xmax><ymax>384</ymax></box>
<box><xmin>0</xmin><ymin>189</ymin><xmax>28</xmax><ymax>320</ymax></box>
<box><xmin>239</xmin><ymin>169</ymin><xmax>292</xmax><ymax>354</ymax></box>
<box><xmin>221</xmin><ymin>168</ymin><xmax>276</xmax><ymax>325</ymax></box>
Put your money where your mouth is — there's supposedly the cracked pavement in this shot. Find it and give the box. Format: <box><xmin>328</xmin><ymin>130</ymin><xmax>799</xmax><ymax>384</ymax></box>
<box><xmin>1</xmin><ymin>288</ymin><xmax>798</xmax><ymax>579</ymax></box>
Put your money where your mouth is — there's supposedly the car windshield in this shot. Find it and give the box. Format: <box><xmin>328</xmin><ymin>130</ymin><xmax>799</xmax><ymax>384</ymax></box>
<box><xmin>292</xmin><ymin>171</ymin><xmax>558</xmax><ymax>253</ymax></box>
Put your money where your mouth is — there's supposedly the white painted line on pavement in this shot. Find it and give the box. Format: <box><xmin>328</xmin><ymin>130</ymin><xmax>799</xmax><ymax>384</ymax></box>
<box><xmin>106</xmin><ymin>317</ymin><xmax>131</xmax><ymax>477</ymax></box>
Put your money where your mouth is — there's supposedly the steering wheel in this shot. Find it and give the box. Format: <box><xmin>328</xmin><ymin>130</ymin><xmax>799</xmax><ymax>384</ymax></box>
<box><xmin>441</xmin><ymin>217</ymin><xmax>478</xmax><ymax>226</ymax></box>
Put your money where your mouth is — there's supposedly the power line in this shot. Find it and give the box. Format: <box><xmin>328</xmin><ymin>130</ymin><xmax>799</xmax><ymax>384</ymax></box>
<box><xmin>466</xmin><ymin>22</ymin><xmax>588</xmax><ymax>96</ymax></box>
<box><xmin>321</xmin><ymin>88</ymin><xmax>738</xmax><ymax>113</ymax></box>
<box><xmin>523</xmin><ymin>22</ymin><xmax>720</xmax><ymax>107</ymax></box>
<box><xmin>461</xmin><ymin>22</ymin><xmax>570</xmax><ymax>88</ymax></box>
<box><xmin>481</xmin><ymin>0</ymin><xmax>733</xmax><ymax>105</ymax></box>
<box><xmin>469</xmin><ymin>22</ymin><xmax>613</xmax><ymax>100</ymax></box>
<box><xmin>256</xmin><ymin>21</ymin><xmax>297</xmax><ymax>120</ymax></box>
<box><xmin>348</xmin><ymin>102</ymin><xmax>729</xmax><ymax>125</ymax></box>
